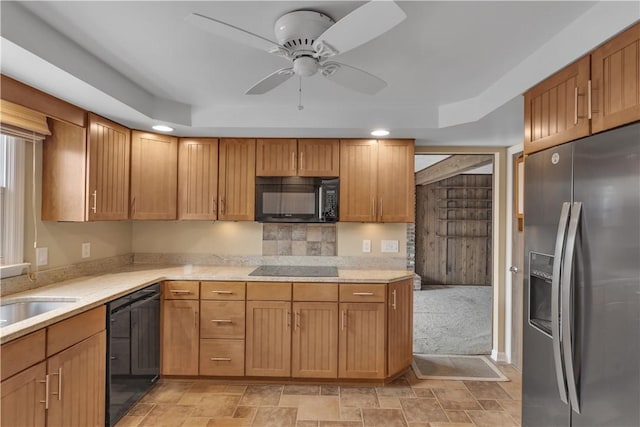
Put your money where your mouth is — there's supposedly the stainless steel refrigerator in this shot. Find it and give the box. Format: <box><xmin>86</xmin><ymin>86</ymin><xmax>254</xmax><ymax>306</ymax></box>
<box><xmin>522</xmin><ymin>121</ymin><xmax>640</xmax><ymax>427</ymax></box>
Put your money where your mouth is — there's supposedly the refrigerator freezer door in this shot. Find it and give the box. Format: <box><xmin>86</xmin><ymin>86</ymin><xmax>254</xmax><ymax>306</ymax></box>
<box><xmin>523</xmin><ymin>143</ymin><xmax>572</xmax><ymax>427</ymax></box>
<box><xmin>571</xmin><ymin>122</ymin><xmax>640</xmax><ymax>427</ymax></box>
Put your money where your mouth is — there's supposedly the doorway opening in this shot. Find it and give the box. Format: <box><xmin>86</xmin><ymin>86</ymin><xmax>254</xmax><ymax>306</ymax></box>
<box><xmin>413</xmin><ymin>154</ymin><xmax>494</xmax><ymax>356</ymax></box>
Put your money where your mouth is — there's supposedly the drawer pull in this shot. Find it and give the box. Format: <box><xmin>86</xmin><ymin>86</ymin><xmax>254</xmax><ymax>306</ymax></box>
<box><xmin>210</xmin><ymin>319</ymin><xmax>233</xmax><ymax>323</ymax></box>
<box><xmin>170</xmin><ymin>290</ymin><xmax>192</xmax><ymax>294</ymax></box>
<box><xmin>211</xmin><ymin>290</ymin><xmax>233</xmax><ymax>294</ymax></box>
<box><xmin>210</xmin><ymin>357</ymin><xmax>232</xmax><ymax>362</ymax></box>
<box><xmin>353</xmin><ymin>292</ymin><xmax>374</xmax><ymax>296</ymax></box>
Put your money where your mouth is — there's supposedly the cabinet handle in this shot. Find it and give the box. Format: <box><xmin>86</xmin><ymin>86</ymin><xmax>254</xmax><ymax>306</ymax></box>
<box><xmin>39</xmin><ymin>375</ymin><xmax>50</xmax><ymax>409</ymax></box>
<box><xmin>380</xmin><ymin>198</ymin><xmax>383</xmax><ymax>220</ymax></box>
<box><xmin>131</xmin><ymin>197</ymin><xmax>136</xmax><ymax>216</ymax></box>
<box><xmin>574</xmin><ymin>86</ymin><xmax>578</xmax><ymax>125</ymax></box>
<box><xmin>194</xmin><ymin>310</ymin><xmax>198</xmax><ymax>328</ymax></box>
<box><xmin>341</xmin><ymin>310</ymin><xmax>346</xmax><ymax>331</ymax></box>
<box><xmin>300</xmin><ymin>151</ymin><xmax>304</xmax><ymax>171</ymax></box>
<box><xmin>210</xmin><ymin>319</ymin><xmax>232</xmax><ymax>323</ymax></box>
<box><xmin>220</xmin><ymin>198</ymin><xmax>225</xmax><ymax>215</ymax></box>
<box><xmin>213</xmin><ymin>198</ymin><xmax>217</xmax><ymax>214</ymax></box>
<box><xmin>170</xmin><ymin>289</ymin><xmax>192</xmax><ymax>294</ymax></box>
<box><xmin>353</xmin><ymin>292</ymin><xmax>374</xmax><ymax>296</ymax></box>
<box><xmin>295</xmin><ymin>311</ymin><xmax>300</xmax><ymax>330</ymax></box>
<box><xmin>91</xmin><ymin>190</ymin><xmax>97</xmax><ymax>213</ymax></box>
<box><xmin>49</xmin><ymin>368</ymin><xmax>62</xmax><ymax>401</ymax></box>
<box><xmin>392</xmin><ymin>289</ymin><xmax>397</xmax><ymax>310</ymax></box>
<box><xmin>210</xmin><ymin>357</ymin><xmax>232</xmax><ymax>362</ymax></box>
<box><xmin>211</xmin><ymin>290</ymin><xmax>233</xmax><ymax>294</ymax></box>
<box><xmin>587</xmin><ymin>79</ymin><xmax>592</xmax><ymax>120</ymax></box>
<box><xmin>286</xmin><ymin>311</ymin><xmax>291</xmax><ymax>328</ymax></box>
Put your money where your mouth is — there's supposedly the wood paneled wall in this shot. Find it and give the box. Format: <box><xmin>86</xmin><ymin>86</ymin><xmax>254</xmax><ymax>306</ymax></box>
<box><xmin>415</xmin><ymin>174</ymin><xmax>492</xmax><ymax>286</ymax></box>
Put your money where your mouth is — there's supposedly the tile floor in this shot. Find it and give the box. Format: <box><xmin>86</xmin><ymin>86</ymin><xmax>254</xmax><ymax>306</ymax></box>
<box><xmin>115</xmin><ymin>364</ymin><xmax>522</xmax><ymax>427</ymax></box>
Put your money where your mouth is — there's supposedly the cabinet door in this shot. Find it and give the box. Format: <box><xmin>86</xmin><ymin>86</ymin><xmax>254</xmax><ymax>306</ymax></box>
<box><xmin>161</xmin><ymin>300</ymin><xmax>199</xmax><ymax>375</ymax></box>
<box><xmin>339</xmin><ymin>140</ymin><xmax>378</xmax><ymax>222</ymax></box>
<box><xmin>256</xmin><ymin>138</ymin><xmax>297</xmax><ymax>176</ymax></box>
<box><xmin>87</xmin><ymin>113</ymin><xmax>131</xmax><ymax>220</ymax></box>
<box><xmin>524</xmin><ymin>55</ymin><xmax>590</xmax><ymax>154</ymax></box>
<box><xmin>219</xmin><ymin>138</ymin><xmax>256</xmax><ymax>220</ymax></box>
<box><xmin>47</xmin><ymin>331</ymin><xmax>106</xmax><ymax>427</ymax></box>
<box><xmin>387</xmin><ymin>279</ymin><xmax>413</xmax><ymax>377</ymax></box>
<box><xmin>41</xmin><ymin>119</ymin><xmax>87</xmax><ymax>221</ymax></box>
<box><xmin>298</xmin><ymin>139</ymin><xmax>340</xmax><ymax>177</ymax></box>
<box><xmin>377</xmin><ymin>140</ymin><xmax>415</xmax><ymax>222</ymax></box>
<box><xmin>338</xmin><ymin>303</ymin><xmax>385</xmax><ymax>379</ymax></box>
<box><xmin>130</xmin><ymin>131</ymin><xmax>178</xmax><ymax>219</ymax></box>
<box><xmin>0</xmin><ymin>362</ymin><xmax>46</xmax><ymax>427</ymax></box>
<box><xmin>591</xmin><ymin>22</ymin><xmax>640</xmax><ymax>134</ymax></box>
<box><xmin>245</xmin><ymin>301</ymin><xmax>291</xmax><ymax>377</ymax></box>
<box><xmin>178</xmin><ymin>138</ymin><xmax>219</xmax><ymax>220</ymax></box>
<box><xmin>292</xmin><ymin>302</ymin><xmax>338</xmax><ymax>378</ymax></box>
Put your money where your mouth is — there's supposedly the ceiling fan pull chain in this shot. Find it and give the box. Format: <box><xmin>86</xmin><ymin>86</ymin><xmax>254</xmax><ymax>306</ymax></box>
<box><xmin>298</xmin><ymin>76</ymin><xmax>304</xmax><ymax>111</ymax></box>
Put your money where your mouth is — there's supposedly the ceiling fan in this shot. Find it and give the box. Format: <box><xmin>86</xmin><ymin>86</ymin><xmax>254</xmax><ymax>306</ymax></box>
<box><xmin>186</xmin><ymin>1</ymin><xmax>406</xmax><ymax>96</ymax></box>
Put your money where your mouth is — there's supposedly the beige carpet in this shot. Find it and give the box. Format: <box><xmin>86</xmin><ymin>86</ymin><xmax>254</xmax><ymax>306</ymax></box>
<box><xmin>412</xmin><ymin>354</ymin><xmax>509</xmax><ymax>381</ymax></box>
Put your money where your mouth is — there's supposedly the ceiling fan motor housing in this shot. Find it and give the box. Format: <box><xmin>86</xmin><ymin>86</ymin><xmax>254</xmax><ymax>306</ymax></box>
<box><xmin>274</xmin><ymin>11</ymin><xmax>334</xmax><ymax>54</ymax></box>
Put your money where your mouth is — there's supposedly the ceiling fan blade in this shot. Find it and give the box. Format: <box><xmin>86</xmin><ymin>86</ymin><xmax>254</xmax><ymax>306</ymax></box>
<box><xmin>186</xmin><ymin>13</ymin><xmax>283</xmax><ymax>53</ymax></box>
<box><xmin>246</xmin><ymin>68</ymin><xmax>294</xmax><ymax>95</ymax></box>
<box><xmin>314</xmin><ymin>1</ymin><xmax>406</xmax><ymax>57</ymax></box>
<box><xmin>321</xmin><ymin>62</ymin><xmax>387</xmax><ymax>95</ymax></box>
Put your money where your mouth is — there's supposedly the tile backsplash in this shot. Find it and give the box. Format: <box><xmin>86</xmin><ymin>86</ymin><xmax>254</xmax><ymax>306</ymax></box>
<box><xmin>262</xmin><ymin>224</ymin><xmax>336</xmax><ymax>256</ymax></box>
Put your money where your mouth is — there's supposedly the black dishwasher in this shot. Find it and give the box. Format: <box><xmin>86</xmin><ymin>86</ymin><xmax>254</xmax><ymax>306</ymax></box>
<box><xmin>106</xmin><ymin>283</ymin><xmax>160</xmax><ymax>426</ymax></box>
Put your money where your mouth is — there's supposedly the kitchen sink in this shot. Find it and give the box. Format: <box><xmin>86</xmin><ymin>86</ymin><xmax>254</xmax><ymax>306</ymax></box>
<box><xmin>0</xmin><ymin>298</ymin><xmax>78</xmax><ymax>328</ymax></box>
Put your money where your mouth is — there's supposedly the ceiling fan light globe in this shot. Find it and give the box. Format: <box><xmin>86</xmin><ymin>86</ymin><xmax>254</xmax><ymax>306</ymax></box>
<box><xmin>293</xmin><ymin>56</ymin><xmax>319</xmax><ymax>77</ymax></box>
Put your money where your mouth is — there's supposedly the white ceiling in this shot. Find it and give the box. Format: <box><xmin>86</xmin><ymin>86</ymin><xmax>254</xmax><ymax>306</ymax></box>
<box><xmin>1</xmin><ymin>1</ymin><xmax>638</xmax><ymax>145</ymax></box>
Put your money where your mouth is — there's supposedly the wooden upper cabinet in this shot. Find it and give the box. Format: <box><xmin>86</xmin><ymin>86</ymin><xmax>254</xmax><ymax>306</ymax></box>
<box><xmin>87</xmin><ymin>114</ymin><xmax>130</xmax><ymax>220</ymax></box>
<box><xmin>378</xmin><ymin>140</ymin><xmax>415</xmax><ymax>222</ymax></box>
<box><xmin>219</xmin><ymin>138</ymin><xmax>256</xmax><ymax>221</ymax></box>
<box><xmin>256</xmin><ymin>139</ymin><xmax>340</xmax><ymax>177</ymax></box>
<box><xmin>339</xmin><ymin>139</ymin><xmax>378</xmax><ymax>222</ymax></box>
<box><xmin>130</xmin><ymin>131</ymin><xmax>178</xmax><ymax>220</ymax></box>
<box><xmin>340</xmin><ymin>139</ymin><xmax>414</xmax><ymax>222</ymax></box>
<box><xmin>178</xmin><ymin>138</ymin><xmax>219</xmax><ymax>220</ymax></box>
<box><xmin>591</xmin><ymin>22</ymin><xmax>640</xmax><ymax>134</ymax></box>
<box><xmin>524</xmin><ymin>56</ymin><xmax>591</xmax><ymax>155</ymax></box>
<box><xmin>256</xmin><ymin>138</ymin><xmax>297</xmax><ymax>176</ymax></box>
<box><xmin>298</xmin><ymin>139</ymin><xmax>339</xmax><ymax>177</ymax></box>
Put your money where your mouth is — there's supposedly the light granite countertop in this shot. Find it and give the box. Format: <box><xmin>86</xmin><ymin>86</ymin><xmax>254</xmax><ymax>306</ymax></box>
<box><xmin>0</xmin><ymin>264</ymin><xmax>413</xmax><ymax>344</ymax></box>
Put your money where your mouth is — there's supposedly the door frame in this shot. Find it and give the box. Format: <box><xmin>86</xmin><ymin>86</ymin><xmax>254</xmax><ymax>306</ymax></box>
<box><xmin>415</xmin><ymin>145</ymin><xmax>510</xmax><ymax>362</ymax></box>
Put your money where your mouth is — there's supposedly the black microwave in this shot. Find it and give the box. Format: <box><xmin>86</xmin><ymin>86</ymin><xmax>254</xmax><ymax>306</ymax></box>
<box><xmin>255</xmin><ymin>177</ymin><xmax>339</xmax><ymax>223</ymax></box>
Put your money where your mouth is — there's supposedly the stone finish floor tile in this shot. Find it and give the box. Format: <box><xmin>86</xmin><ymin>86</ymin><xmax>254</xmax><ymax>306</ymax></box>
<box><xmin>122</xmin><ymin>370</ymin><xmax>523</xmax><ymax>427</ymax></box>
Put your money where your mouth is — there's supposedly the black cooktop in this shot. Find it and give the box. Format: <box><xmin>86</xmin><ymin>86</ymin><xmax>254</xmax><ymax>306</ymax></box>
<box><xmin>249</xmin><ymin>265</ymin><xmax>339</xmax><ymax>277</ymax></box>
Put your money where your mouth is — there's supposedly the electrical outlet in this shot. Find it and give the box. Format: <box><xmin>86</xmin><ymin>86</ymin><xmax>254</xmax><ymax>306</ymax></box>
<box><xmin>381</xmin><ymin>240</ymin><xmax>399</xmax><ymax>253</ymax></box>
<box><xmin>82</xmin><ymin>242</ymin><xmax>91</xmax><ymax>259</ymax></box>
<box><xmin>362</xmin><ymin>239</ymin><xmax>371</xmax><ymax>253</ymax></box>
<box><xmin>36</xmin><ymin>247</ymin><xmax>48</xmax><ymax>266</ymax></box>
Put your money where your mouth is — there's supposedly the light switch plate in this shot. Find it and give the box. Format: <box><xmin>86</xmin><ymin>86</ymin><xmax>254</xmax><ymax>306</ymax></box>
<box><xmin>362</xmin><ymin>240</ymin><xmax>371</xmax><ymax>253</ymax></box>
<box><xmin>381</xmin><ymin>240</ymin><xmax>399</xmax><ymax>253</ymax></box>
<box><xmin>82</xmin><ymin>242</ymin><xmax>91</xmax><ymax>259</ymax></box>
<box><xmin>36</xmin><ymin>247</ymin><xmax>48</xmax><ymax>266</ymax></box>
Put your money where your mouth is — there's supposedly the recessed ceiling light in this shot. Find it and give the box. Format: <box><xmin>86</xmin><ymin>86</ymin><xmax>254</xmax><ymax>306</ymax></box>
<box><xmin>371</xmin><ymin>129</ymin><xmax>389</xmax><ymax>137</ymax></box>
<box><xmin>152</xmin><ymin>125</ymin><xmax>174</xmax><ymax>132</ymax></box>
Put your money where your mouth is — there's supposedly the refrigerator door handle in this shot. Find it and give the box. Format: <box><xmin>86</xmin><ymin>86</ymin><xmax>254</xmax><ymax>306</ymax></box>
<box><xmin>562</xmin><ymin>201</ymin><xmax>583</xmax><ymax>414</ymax></box>
<box><xmin>552</xmin><ymin>202</ymin><xmax>571</xmax><ymax>404</ymax></box>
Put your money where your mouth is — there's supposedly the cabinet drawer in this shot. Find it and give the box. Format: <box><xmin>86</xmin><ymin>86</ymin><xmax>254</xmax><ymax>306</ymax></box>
<box><xmin>201</xmin><ymin>281</ymin><xmax>245</xmax><ymax>300</ymax></box>
<box><xmin>47</xmin><ymin>305</ymin><xmax>106</xmax><ymax>357</ymax></box>
<box><xmin>1</xmin><ymin>329</ymin><xmax>46</xmax><ymax>381</ymax></box>
<box><xmin>200</xmin><ymin>301</ymin><xmax>245</xmax><ymax>339</ymax></box>
<box><xmin>200</xmin><ymin>339</ymin><xmax>244</xmax><ymax>376</ymax></box>
<box><xmin>163</xmin><ymin>281</ymin><xmax>199</xmax><ymax>300</ymax></box>
<box><xmin>247</xmin><ymin>282</ymin><xmax>291</xmax><ymax>301</ymax></box>
<box><xmin>293</xmin><ymin>283</ymin><xmax>338</xmax><ymax>301</ymax></box>
<box><xmin>339</xmin><ymin>284</ymin><xmax>386</xmax><ymax>303</ymax></box>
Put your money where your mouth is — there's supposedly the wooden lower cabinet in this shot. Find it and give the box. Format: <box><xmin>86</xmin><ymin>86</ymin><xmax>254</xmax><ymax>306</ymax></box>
<box><xmin>387</xmin><ymin>279</ymin><xmax>414</xmax><ymax>377</ymax></box>
<box><xmin>245</xmin><ymin>301</ymin><xmax>291</xmax><ymax>377</ymax></box>
<box><xmin>46</xmin><ymin>332</ymin><xmax>106</xmax><ymax>427</ymax></box>
<box><xmin>291</xmin><ymin>302</ymin><xmax>338</xmax><ymax>378</ymax></box>
<box><xmin>161</xmin><ymin>300</ymin><xmax>199</xmax><ymax>375</ymax></box>
<box><xmin>338</xmin><ymin>302</ymin><xmax>386</xmax><ymax>379</ymax></box>
<box><xmin>1</xmin><ymin>362</ymin><xmax>47</xmax><ymax>427</ymax></box>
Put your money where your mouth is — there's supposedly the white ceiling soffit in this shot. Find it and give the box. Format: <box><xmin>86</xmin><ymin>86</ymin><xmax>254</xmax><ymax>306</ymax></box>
<box><xmin>1</xmin><ymin>1</ymin><xmax>638</xmax><ymax>144</ymax></box>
